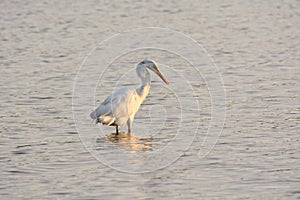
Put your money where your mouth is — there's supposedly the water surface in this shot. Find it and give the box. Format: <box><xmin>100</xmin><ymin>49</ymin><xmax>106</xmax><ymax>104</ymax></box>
<box><xmin>1</xmin><ymin>0</ymin><xmax>299</xmax><ymax>199</ymax></box>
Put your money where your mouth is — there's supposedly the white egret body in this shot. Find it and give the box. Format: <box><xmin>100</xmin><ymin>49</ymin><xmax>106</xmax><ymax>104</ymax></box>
<box><xmin>90</xmin><ymin>60</ymin><xmax>169</xmax><ymax>134</ymax></box>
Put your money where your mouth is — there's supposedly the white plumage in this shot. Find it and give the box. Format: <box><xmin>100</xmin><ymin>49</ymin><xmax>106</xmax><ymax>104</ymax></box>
<box><xmin>90</xmin><ymin>60</ymin><xmax>169</xmax><ymax>134</ymax></box>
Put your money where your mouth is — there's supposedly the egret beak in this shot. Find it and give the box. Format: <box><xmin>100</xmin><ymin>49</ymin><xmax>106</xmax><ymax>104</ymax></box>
<box><xmin>156</xmin><ymin>69</ymin><xmax>169</xmax><ymax>85</ymax></box>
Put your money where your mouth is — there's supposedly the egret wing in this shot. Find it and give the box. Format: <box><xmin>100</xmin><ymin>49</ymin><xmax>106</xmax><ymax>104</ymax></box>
<box><xmin>111</xmin><ymin>87</ymin><xmax>138</xmax><ymax>117</ymax></box>
<box><xmin>90</xmin><ymin>87</ymin><xmax>139</xmax><ymax>120</ymax></box>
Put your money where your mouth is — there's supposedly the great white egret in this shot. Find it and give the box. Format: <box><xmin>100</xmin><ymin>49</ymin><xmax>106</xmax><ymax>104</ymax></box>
<box><xmin>90</xmin><ymin>60</ymin><xmax>169</xmax><ymax>134</ymax></box>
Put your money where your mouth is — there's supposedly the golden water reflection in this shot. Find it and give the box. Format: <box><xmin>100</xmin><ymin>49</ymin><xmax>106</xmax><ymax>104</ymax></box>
<box><xmin>104</xmin><ymin>132</ymin><xmax>153</xmax><ymax>153</ymax></box>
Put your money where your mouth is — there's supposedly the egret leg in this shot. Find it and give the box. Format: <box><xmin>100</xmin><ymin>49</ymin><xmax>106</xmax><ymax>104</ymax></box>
<box><xmin>127</xmin><ymin>116</ymin><xmax>134</xmax><ymax>134</ymax></box>
<box><xmin>116</xmin><ymin>126</ymin><xmax>119</xmax><ymax>135</ymax></box>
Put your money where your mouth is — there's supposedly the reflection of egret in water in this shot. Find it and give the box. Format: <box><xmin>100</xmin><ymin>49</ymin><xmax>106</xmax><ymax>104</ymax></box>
<box><xmin>96</xmin><ymin>132</ymin><xmax>153</xmax><ymax>153</ymax></box>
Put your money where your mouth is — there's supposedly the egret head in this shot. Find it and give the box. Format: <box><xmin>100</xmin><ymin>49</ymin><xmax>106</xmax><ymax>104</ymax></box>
<box><xmin>138</xmin><ymin>60</ymin><xmax>169</xmax><ymax>85</ymax></box>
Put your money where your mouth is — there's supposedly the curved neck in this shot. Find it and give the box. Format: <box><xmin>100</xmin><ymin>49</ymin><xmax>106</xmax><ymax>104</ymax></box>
<box><xmin>136</xmin><ymin>65</ymin><xmax>151</xmax><ymax>101</ymax></box>
<box><xmin>136</xmin><ymin>65</ymin><xmax>151</xmax><ymax>84</ymax></box>
<box><xmin>136</xmin><ymin>83</ymin><xmax>151</xmax><ymax>101</ymax></box>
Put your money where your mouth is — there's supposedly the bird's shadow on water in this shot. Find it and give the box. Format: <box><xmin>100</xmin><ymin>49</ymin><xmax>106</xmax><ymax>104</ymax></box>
<box><xmin>95</xmin><ymin>132</ymin><xmax>153</xmax><ymax>153</ymax></box>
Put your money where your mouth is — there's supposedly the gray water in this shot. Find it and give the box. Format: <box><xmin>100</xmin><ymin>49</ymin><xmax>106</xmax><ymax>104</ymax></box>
<box><xmin>1</xmin><ymin>0</ymin><xmax>299</xmax><ymax>199</ymax></box>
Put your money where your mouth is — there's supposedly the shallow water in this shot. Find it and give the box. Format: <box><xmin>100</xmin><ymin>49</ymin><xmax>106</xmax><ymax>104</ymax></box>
<box><xmin>1</xmin><ymin>0</ymin><xmax>299</xmax><ymax>199</ymax></box>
